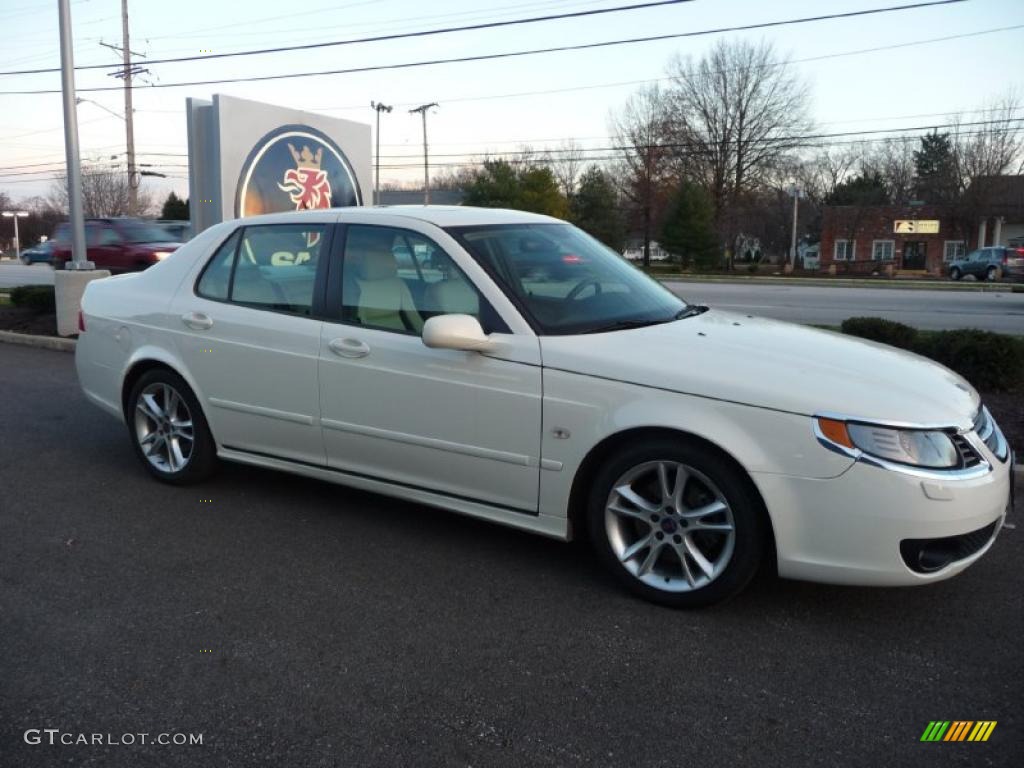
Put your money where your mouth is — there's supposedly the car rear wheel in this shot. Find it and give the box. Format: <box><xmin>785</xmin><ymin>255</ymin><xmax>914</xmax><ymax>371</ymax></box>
<box><xmin>986</xmin><ymin>265</ymin><xmax>999</xmax><ymax>281</ymax></box>
<box><xmin>127</xmin><ymin>369</ymin><xmax>216</xmax><ymax>484</ymax></box>
<box><xmin>587</xmin><ymin>438</ymin><xmax>766</xmax><ymax>608</ymax></box>
<box><xmin>949</xmin><ymin>267</ymin><xmax>961</xmax><ymax>281</ymax></box>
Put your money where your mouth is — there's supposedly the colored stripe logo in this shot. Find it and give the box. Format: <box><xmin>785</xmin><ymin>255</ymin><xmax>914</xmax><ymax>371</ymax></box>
<box><xmin>920</xmin><ymin>721</ymin><xmax>997</xmax><ymax>742</ymax></box>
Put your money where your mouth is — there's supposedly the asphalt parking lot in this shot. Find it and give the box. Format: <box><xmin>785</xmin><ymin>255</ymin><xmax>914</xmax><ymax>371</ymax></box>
<box><xmin>1</xmin><ymin>343</ymin><xmax>1021</xmax><ymax>767</ymax></box>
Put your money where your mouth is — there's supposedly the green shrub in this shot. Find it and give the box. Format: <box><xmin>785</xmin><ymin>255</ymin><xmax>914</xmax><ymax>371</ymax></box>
<box><xmin>9</xmin><ymin>285</ymin><xmax>56</xmax><ymax>313</ymax></box>
<box><xmin>915</xmin><ymin>329</ymin><xmax>1024</xmax><ymax>392</ymax></box>
<box><xmin>840</xmin><ymin>317</ymin><xmax>918</xmax><ymax>350</ymax></box>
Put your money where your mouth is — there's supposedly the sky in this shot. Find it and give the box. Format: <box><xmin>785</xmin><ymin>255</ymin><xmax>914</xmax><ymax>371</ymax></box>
<box><xmin>0</xmin><ymin>0</ymin><xmax>1022</xmax><ymax>207</ymax></box>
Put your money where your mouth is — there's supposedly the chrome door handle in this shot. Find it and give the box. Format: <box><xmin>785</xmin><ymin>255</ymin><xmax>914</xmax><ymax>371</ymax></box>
<box><xmin>182</xmin><ymin>311</ymin><xmax>213</xmax><ymax>331</ymax></box>
<box><xmin>329</xmin><ymin>337</ymin><xmax>370</xmax><ymax>358</ymax></box>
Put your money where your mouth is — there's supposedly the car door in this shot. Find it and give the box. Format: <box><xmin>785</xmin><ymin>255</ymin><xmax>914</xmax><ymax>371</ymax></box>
<box><xmin>969</xmin><ymin>248</ymin><xmax>989</xmax><ymax>277</ymax></box>
<box><xmin>317</xmin><ymin>221</ymin><xmax>543</xmax><ymax>513</ymax></box>
<box><xmin>169</xmin><ymin>220</ymin><xmax>332</xmax><ymax>466</ymax></box>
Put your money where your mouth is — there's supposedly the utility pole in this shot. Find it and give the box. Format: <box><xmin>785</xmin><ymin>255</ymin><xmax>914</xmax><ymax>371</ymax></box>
<box><xmin>408</xmin><ymin>103</ymin><xmax>438</xmax><ymax>205</ymax></box>
<box><xmin>100</xmin><ymin>2</ymin><xmax>145</xmax><ymax>215</ymax></box>
<box><xmin>121</xmin><ymin>0</ymin><xmax>136</xmax><ymax>214</ymax></box>
<box><xmin>370</xmin><ymin>101</ymin><xmax>392</xmax><ymax>206</ymax></box>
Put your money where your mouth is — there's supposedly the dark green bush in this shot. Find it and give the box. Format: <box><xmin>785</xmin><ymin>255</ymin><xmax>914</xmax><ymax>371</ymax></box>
<box><xmin>9</xmin><ymin>285</ymin><xmax>56</xmax><ymax>313</ymax></box>
<box><xmin>915</xmin><ymin>329</ymin><xmax>1024</xmax><ymax>392</ymax></box>
<box><xmin>840</xmin><ymin>317</ymin><xmax>918</xmax><ymax>350</ymax></box>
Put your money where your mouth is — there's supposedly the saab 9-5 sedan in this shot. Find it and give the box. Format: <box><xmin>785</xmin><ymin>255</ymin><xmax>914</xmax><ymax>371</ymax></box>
<box><xmin>76</xmin><ymin>207</ymin><xmax>1012</xmax><ymax>607</ymax></box>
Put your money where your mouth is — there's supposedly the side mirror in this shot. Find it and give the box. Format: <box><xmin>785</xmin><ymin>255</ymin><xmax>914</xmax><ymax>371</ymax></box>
<box><xmin>422</xmin><ymin>314</ymin><xmax>496</xmax><ymax>352</ymax></box>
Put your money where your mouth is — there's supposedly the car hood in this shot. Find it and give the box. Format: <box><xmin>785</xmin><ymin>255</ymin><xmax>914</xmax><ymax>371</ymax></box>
<box><xmin>539</xmin><ymin>310</ymin><xmax>979</xmax><ymax>428</ymax></box>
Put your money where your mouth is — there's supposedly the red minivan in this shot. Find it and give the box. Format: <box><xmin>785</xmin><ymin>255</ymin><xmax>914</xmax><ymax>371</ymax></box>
<box><xmin>51</xmin><ymin>218</ymin><xmax>182</xmax><ymax>273</ymax></box>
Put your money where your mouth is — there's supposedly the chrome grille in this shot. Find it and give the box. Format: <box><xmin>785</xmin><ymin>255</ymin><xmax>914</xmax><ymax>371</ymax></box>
<box><xmin>972</xmin><ymin>406</ymin><xmax>1009</xmax><ymax>462</ymax></box>
<box><xmin>951</xmin><ymin>434</ymin><xmax>983</xmax><ymax>468</ymax></box>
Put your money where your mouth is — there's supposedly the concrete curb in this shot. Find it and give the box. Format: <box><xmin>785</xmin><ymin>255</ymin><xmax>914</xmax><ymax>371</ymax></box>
<box><xmin>0</xmin><ymin>329</ymin><xmax>76</xmax><ymax>352</ymax></box>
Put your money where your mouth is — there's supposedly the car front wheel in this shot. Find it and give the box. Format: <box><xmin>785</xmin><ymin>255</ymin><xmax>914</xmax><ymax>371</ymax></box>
<box><xmin>587</xmin><ymin>438</ymin><xmax>766</xmax><ymax>608</ymax></box>
<box><xmin>127</xmin><ymin>369</ymin><xmax>216</xmax><ymax>484</ymax></box>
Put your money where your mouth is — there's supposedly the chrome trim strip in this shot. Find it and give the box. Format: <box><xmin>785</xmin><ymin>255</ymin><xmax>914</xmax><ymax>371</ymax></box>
<box><xmin>208</xmin><ymin>397</ymin><xmax>315</xmax><ymax>426</ymax></box>
<box><xmin>320</xmin><ymin>417</ymin><xmax>534</xmax><ymax>467</ymax></box>
<box><xmin>540</xmin><ymin>458</ymin><xmax>564</xmax><ymax>471</ymax></box>
<box><xmin>813</xmin><ymin>409</ymin><xmax>973</xmax><ymax>434</ymax></box>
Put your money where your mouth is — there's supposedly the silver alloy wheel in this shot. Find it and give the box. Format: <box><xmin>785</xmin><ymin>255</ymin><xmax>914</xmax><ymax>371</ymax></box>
<box><xmin>604</xmin><ymin>460</ymin><xmax>736</xmax><ymax>592</ymax></box>
<box><xmin>133</xmin><ymin>382</ymin><xmax>194</xmax><ymax>473</ymax></box>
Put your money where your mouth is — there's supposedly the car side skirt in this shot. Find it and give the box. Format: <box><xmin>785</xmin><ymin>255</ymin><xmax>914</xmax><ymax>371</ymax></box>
<box><xmin>218</xmin><ymin>446</ymin><xmax>570</xmax><ymax>541</ymax></box>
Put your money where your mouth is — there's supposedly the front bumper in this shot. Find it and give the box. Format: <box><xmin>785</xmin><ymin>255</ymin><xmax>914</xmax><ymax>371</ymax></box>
<box><xmin>753</xmin><ymin>458</ymin><xmax>1010</xmax><ymax>586</ymax></box>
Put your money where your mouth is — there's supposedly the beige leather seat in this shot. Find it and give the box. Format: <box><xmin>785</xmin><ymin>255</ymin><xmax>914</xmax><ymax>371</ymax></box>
<box><xmin>353</xmin><ymin>245</ymin><xmax>424</xmax><ymax>333</ymax></box>
<box><xmin>424</xmin><ymin>278</ymin><xmax>479</xmax><ymax>317</ymax></box>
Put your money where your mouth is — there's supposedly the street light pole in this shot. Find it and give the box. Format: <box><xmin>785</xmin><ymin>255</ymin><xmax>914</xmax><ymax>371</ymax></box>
<box><xmin>2</xmin><ymin>211</ymin><xmax>29</xmax><ymax>261</ymax></box>
<box><xmin>370</xmin><ymin>101</ymin><xmax>392</xmax><ymax>206</ymax></box>
<box><xmin>57</xmin><ymin>0</ymin><xmax>90</xmax><ymax>271</ymax></box>
<box><xmin>787</xmin><ymin>186</ymin><xmax>804</xmax><ymax>267</ymax></box>
<box><xmin>408</xmin><ymin>103</ymin><xmax>438</xmax><ymax>205</ymax></box>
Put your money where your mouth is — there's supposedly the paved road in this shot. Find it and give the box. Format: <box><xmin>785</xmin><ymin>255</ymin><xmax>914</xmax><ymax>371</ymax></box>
<box><xmin>0</xmin><ymin>263</ymin><xmax>54</xmax><ymax>288</ymax></box>
<box><xmin>1</xmin><ymin>344</ymin><xmax>1021</xmax><ymax>767</ymax></box>
<box><xmin>666</xmin><ymin>280</ymin><xmax>1024</xmax><ymax>333</ymax></box>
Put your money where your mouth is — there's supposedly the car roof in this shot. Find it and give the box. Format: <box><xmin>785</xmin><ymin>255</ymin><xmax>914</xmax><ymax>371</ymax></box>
<box><xmin>232</xmin><ymin>205</ymin><xmax>563</xmax><ymax>228</ymax></box>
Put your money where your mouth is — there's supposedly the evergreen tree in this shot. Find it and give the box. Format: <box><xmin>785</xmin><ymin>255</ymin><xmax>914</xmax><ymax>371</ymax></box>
<box><xmin>160</xmin><ymin>191</ymin><xmax>189</xmax><ymax>220</ymax></box>
<box><xmin>462</xmin><ymin>160</ymin><xmax>568</xmax><ymax>218</ymax></box>
<box><xmin>912</xmin><ymin>131</ymin><xmax>958</xmax><ymax>203</ymax></box>
<box><xmin>824</xmin><ymin>171</ymin><xmax>890</xmax><ymax>206</ymax></box>
<box><xmin>660</xmin><ymin>181</ymin><xmax>718</xmax><ymax>269</ymax></box>
<box><xmin>570</xmin><ymin>167</ymin><xmax>625</xmax><ymax>251</ymax></box>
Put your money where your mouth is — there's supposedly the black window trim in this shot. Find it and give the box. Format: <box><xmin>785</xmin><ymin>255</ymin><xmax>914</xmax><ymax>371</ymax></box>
<box><xmin>192</xmin><ymin>222</ymin><xmax>335</xmax><ymax>321</ymax></box>
<box><xmin>324</xmin><ymin>222</ymin><xmax>510</xmax><ymax>336</ymax></box>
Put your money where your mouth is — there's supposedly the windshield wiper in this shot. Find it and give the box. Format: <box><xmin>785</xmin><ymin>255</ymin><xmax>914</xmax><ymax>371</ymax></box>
<box><xmin>581</xmin><ymin>317</ymin><xmax>674</xmax><ymax>334</ymax></box>
<box><xmin>674</xmin><ymin>304</ymin><xmax>709</xmax><ymax>320</ymax></box>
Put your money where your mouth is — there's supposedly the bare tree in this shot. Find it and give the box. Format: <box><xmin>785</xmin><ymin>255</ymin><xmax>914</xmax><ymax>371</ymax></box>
<box><xmin>861</xmin><ymin>138</ymin><xmax>916</xmax><ymax>204</ymax></box>
<box><xmin>49</xmin><ymin>166</ymin><xmax>153</xmax><ymax>217</ymax></box>
<box><xmin>664</xmin><ymin>40</ymin><xmax>813</xmax><ymax>238</ymax></box>
<box><xmin>609</xmin><ymin>84</ymin><xmax>674</xmax><ymax>266</ymax></box>
<box><xmin>543</xmin><ymin>139</ymin><xmax>587</xmax><ymax>197</ymax></box>
<box><xmin>952</xmin><ymin>91</ymin><xmax>1024</xmax><ymax>186</ymax></box>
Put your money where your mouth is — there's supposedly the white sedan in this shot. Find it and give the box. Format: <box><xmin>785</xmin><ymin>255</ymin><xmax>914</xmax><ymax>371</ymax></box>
<box><xmin>76</xmin><ymin>207</ymin><xmax>1012</xmax><ymax>607</ymax></box>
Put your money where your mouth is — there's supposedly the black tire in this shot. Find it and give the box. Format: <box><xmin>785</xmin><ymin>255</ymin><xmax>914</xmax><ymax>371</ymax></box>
<box><xmin>126</xmin><ymin>368</ymin><xmax>217</xmax><ymax>484</ymax></box>
<box><xmin>949</xmin><ymin>267</ymin><xmax>961</xmax><ymax>281</ymax></box>
<box><xmin>587</xmin><ymin>437</ymin><xmax>767</xmax><ymax>608</ymax></box>
<box><xmin>986</xmin><ymin>265</ymin><xmax>999</xmax><ymax>282</ymax></box>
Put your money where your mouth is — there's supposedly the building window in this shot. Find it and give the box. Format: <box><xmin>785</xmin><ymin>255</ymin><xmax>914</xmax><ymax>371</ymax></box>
<box><xmin>872</xmin><ymin>240</ymin><xmax>895</xmax><ymax>261</ymax></box>
<box><xmin>943</xmin><ymin>241</ymin><xmax>966</xmax><ymax>262</ymax></box>
<box><xmin>834</xmin><ymin>239</ymin><xmax>855</xmax><ymax>261</ymax></box>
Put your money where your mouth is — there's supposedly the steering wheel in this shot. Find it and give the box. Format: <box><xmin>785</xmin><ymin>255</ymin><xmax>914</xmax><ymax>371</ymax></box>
<box><xmin>566</xmin><ymin>278</ymin><xmax>603</xmax><ymax>301</ymax></box>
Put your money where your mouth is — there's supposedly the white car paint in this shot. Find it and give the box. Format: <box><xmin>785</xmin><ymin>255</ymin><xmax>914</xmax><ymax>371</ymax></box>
<box><xmin>75</xmin><ymin>206</ymin><xmax>1011</xmax><ymax>590</ymax></box>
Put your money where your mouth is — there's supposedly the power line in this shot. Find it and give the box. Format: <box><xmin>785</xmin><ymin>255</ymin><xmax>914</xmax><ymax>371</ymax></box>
<box><xmin>4</xmin><ymin>119</ymin><xmax>1020</xmax><ymax>180</ymax></box>
<box><xmin>0</xmin><ymin>1</ymin><xmax>976</xmax><ymax>95</ymax></box>
<box><xmin>0</xmin><ymin>0</ymin><xmax>698</xmax><ymax>76</ymax></box>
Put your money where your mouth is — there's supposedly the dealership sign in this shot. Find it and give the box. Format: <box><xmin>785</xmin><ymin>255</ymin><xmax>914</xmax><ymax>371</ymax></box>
<box><xmin>235</xmin><ymin>126</ymin><xmax>361</xmax><ymax>217</ymax></box>
<box><xmin>186</xmin><ymin>95</ymin><xmax>371</xmax><ymax>235</ymax></box>
<box><xmin>894</xmin><ymin>220</ymin><xmax>940</xmax><ymax>234</ymax></box>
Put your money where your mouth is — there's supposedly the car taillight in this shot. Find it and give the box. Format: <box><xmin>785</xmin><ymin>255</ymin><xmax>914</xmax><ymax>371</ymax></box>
<box><xmin>77</xmin><ymin>310</ymin><xmax>85</xmax><ymax>333</ymax></box>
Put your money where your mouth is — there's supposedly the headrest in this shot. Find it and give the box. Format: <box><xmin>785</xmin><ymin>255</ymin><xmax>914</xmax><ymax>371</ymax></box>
<box><xmin>359</xmin><ymin>247</ymin><xmax>398</xmax><ymax>280</ymax></box>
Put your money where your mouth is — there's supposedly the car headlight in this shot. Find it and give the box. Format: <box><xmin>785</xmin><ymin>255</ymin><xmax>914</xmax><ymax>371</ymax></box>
<box><xmin>816</xmin><ymin>417</ymin><xmax>959</xmax><ymax>468</ymax></box>
<box><xmin>152</xmin><ymin>251</ymin><xmax>172</xmax><ymax>261</ymax></box>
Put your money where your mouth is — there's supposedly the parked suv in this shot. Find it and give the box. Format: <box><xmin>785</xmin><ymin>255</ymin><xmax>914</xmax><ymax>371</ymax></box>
<box><xmin>51</xmin><ymin>218</ymin><xmax>182</xmax><ymax>273</ymax></box>
<box><xmin>947</xmin><ymin>246</ymin><xmax>1024</xmax><ymax>282</ymax></box>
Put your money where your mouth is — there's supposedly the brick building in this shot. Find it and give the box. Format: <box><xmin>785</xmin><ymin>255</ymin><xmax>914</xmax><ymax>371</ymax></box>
<box><xmin>819</xmin><ymin>175</ymin><xmax>1024</xmax><ymax>276</ymax></box>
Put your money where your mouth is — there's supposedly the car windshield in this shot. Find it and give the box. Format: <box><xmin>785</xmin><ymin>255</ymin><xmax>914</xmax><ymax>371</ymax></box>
<box><xmin>117</xmin><ymin>220</ymin><xmax>177</xmax><ymax>243</ymax></box>
<box><xmin>448</xmin><ymin>223</ymin><xmax>687</xmax><ymax>335</ymax></box>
